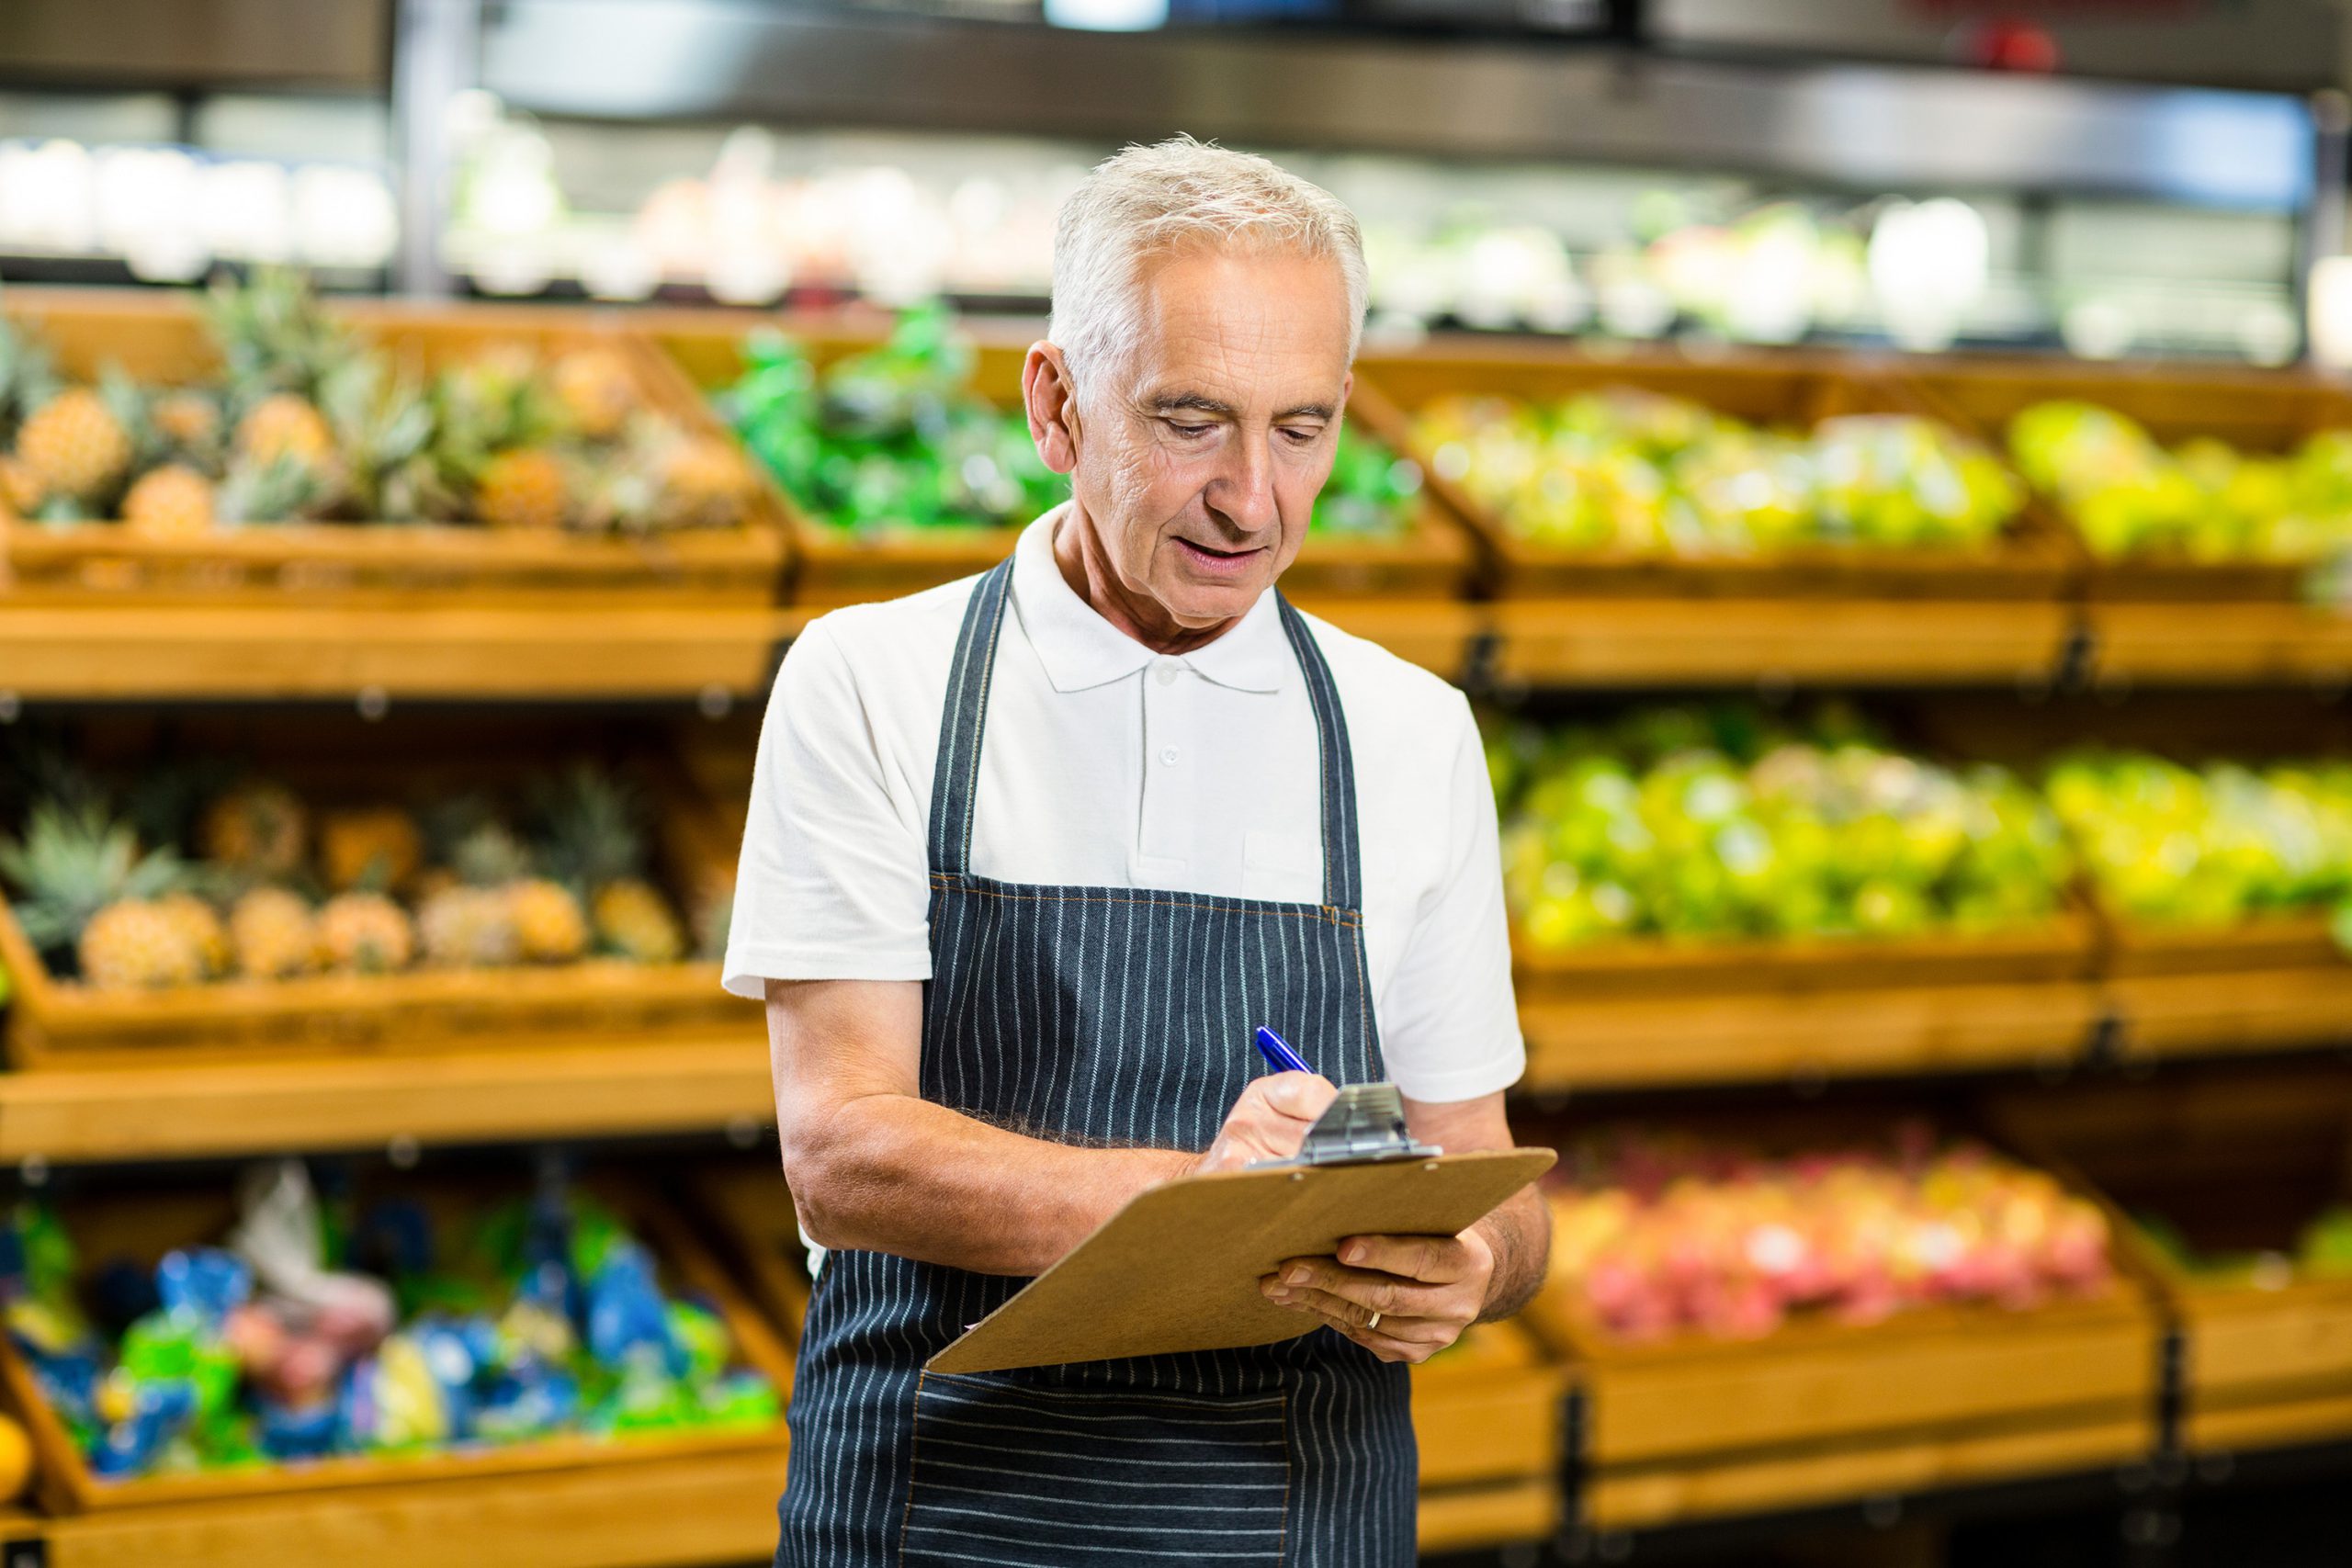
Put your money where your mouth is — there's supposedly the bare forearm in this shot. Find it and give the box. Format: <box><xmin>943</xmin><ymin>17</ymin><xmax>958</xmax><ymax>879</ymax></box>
<box><xmin>788</xmin><ymin>1092</ymin><xmax>1191</xmax><ymax>1276</ymax></box>
<box><xmin>1472</xmin><ymin>1186</ymin><xmax>1550</xmax><ymax>1323</ymax></box>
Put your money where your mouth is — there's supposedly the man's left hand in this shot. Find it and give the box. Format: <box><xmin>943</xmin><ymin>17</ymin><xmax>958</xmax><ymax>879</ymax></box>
<box><xmin>1258</xmin><ymin>1229</ymin><xmax>1494</xmax><ymax>1364</ymax></box>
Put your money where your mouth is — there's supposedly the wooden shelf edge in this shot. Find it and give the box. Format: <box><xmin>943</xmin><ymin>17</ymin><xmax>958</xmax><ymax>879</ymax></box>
<box><xmin>0</xmin><ymin>1037</ymin><xmax>773</xmax><ymax>1163</ymax></box>
<box><xmin>32</xmin><ymin>1444</ymin><xmax>785</xmax><ymax>1568</ymax></box>
<box><xmin>0</xmin><ymin>607</ymin><xmax>807</xmax><ymax>700</ymax></box>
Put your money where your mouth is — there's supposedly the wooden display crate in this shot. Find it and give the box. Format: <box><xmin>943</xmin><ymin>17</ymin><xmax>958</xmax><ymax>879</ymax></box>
<box><xmin>1990</xmin><ymin>1066</ymin><xmax>2352</xmax><ymax>1456</ymax></box>
<box><xmin>1513</xmin><ymin>915</ymin><xmax>2101</xmax><ymax>1089</ymax></box>
<box><xmin>1899</xmin><ymin>355</ymin><xmax>2352</xmax><ymax>604</ymax></box>
<box><xmin>1349</xmin><ymin>339</ymin><xmax>2073</xmax><ymax>602</ymax></box>
<box><xmin>0</xmin><ymin>1168</ymin><xmax>795</xmax><ymax>1517</ymax></box>
<box><xmin>1411</xmin><ymin>1319</ymin><xmax>1566</xmax><ymax>1491</ymax></box>
<box><xmin>1521</xmin><ymin>1108</ymin><xmax>2160</xmax><ymax>1531</ymax></box>
<box><xmin>0</xmin><ymin>714</ymin><xmax>754</xmax><ymax>1067</ymax></box>
<box><xmin>2094</xmin><ymin>912</ymin><xmax>2352</xmax><ymax>1061</ymax></box>
<box><xmin>0</xmin><ymin>290</ymin><xmax>786</xmax><ymax>611</ymax></box>
<box><xmin>642</xmin><ymin>306</ymin><xmax>1472</xmax><ymax>610</ymax></box>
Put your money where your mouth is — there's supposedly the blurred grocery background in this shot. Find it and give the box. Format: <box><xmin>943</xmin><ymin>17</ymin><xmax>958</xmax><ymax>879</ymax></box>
<box><xmin>5</xmin><ymin>1</ymin><xmax>2352</xmax><ymax>1564</ymax></box>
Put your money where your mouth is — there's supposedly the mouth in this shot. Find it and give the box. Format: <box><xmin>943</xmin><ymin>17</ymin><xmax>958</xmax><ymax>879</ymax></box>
<box><xmin>1172</xmin><ymin>536</ymin><xmax>1266</xmax><ymax>577</ymax></box>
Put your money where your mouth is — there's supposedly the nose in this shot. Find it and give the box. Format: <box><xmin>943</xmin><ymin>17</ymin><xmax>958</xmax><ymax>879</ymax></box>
<box><xmin>1204</xmin><ymin>428</ymin><xmax>1281</xmax><ymax>539</ymax></box>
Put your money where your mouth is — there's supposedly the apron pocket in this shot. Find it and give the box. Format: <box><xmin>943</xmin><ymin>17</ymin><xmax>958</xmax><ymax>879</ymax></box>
<box><xmin>900</xmin><ymin>1371</ymin><xmax>1292</xmax><ymax>1566</ymax></box>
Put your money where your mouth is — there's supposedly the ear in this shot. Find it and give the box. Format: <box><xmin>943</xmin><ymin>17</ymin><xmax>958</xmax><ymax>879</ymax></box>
<box><xmin>1023</xmin><ymin>342</ymin><xmax>1081</xmax><ymax>476</ymax></box>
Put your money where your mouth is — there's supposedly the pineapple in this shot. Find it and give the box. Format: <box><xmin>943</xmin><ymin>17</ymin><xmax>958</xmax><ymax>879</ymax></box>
<box><xmin>198</xmin><ymin>782</ymin><xmax>309</xmax><ymax>878</ymax></box>
<box><xmin>509</xmin><ymin>878</ymin><xmax>589</xmax><ymax>962</ymax></box>
<box><xmin>121</xmin><ymin>465</ymin><xmax>217</xmax><ymax>538</ymax></box>
<box><xmin>323</xmin><ymin>355</ymin><xmax>445</xmax><ymax>523</ymax></box>
<box><xmin>155</xmin><ymin>890</ymin><xmax>232</xmax><ymax>978</ymax></box>
<box><xmin>0</xmin><ymin>456</ymin><xmax>45</xmax><ymax>519</ymax></box>
<box><xmin>476</xmin><ymin>448</ymin><xmax>571</xmax><ymax>530</ymax></box>
<box><xmin>235</xmin><ymin>392</ymin><xmax>336</xmax><ymax>470</ymax></box>
<box><xmin>658</xmin><ymin>430</ymin><xmax>755</xmax><ymax>528</ymax></box>
<box><xmin>151</xmin><ymin>389</ymin><xmax>224</xmax><ymax>460</ymax></box>
<box><xmin>228</xmin><ymin>886</ymin><xmax>319</xmax><ymax>979</ymax></box>
<box><xmin>80</xmin><ymin>900</ymin><xmax>203</xmax><ymax>990</ymax></box>
<box><xmin>319</xmin><ymin>807</ymin><xmax>423</xmax><ymax>893</ymax></box>
<box><xmin>551</xmin><ymin>349</ymin><xmax>637</xmax><ymax>440</ymax></box>
<box><xmin>0</xmin><ymin>801</ymin><xmax>190</xmax><ymax>986</ymax></box>
<box><xmin>17</xmin><ymin>387</ymin><xmax>131</xmax><ymax>503</ymax></box>
<box><xmin>593</xmin><ymin>879</ymin><xmax>684</xmax><ymax>964</ymax></box>
<box><xmin>203</xmin><ymin>265</ymin><xmax>359</xmax><ymax>404</ymax></box>
<box><xmin>318</xmin><ymin>892</ymin><xmax>414</xmax><ymax>974</ymax></box>
<box><xmin>416</xmin><ymin>820</ymin><xmax>531</xmax><ymax>967</ymax></box>
<box><xmin>417</xmin><ymin>886</ymin><xmax>519</xmax><ymax>968</ymax></box>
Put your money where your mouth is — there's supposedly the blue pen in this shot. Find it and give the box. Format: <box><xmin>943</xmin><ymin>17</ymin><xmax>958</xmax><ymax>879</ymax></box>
<box><xmin>1254</xmin><ymin>1025</ymin><xmax>1313</xmax><ymax>1075</ymax></box>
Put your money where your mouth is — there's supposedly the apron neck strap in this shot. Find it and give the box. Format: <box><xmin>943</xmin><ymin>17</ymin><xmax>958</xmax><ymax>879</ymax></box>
<box><xmin>925</xmin><ymin>558</ymin><xmax>1366</xmax><ymax>913</ymax></box>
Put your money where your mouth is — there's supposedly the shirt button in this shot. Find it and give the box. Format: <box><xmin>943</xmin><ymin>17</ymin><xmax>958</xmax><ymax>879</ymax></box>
<box><xmin>1159</xmin><ymin>746</ymin><xmax>1180</xmax><ymax>766</ymax></box>
<box><xmin>1154</xmin><ymin>662</ymin><xmax>1180</xmax><ymax>687</ymax></box>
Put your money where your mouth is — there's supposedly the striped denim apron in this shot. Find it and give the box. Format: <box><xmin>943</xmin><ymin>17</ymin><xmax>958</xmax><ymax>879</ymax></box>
<box><xmin>776</xmin><ymin>558</ymin><xmax>1416</xmax><ymax>1566</ymax></box>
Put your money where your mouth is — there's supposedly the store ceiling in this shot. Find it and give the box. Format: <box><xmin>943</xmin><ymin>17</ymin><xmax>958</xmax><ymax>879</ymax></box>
<box><xmin>0</xmin><ymin>0</ymin><xmax>389</xmax><ymax>91</ymax></box>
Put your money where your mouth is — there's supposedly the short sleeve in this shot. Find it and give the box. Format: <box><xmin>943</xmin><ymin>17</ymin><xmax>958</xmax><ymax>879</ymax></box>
<box><xmin>1376</xmin><ymin>691</ymin><xmax>1525</xmax><ymax>1103</ymax></box>
<box><xmin>721</xmin><ymin>617</ymin><xmax>934</xmax><ymax>996</ymax></box>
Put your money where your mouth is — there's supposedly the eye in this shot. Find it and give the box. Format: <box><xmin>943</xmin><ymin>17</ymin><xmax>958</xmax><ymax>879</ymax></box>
<box><xmin>1280</xmin><ymin>424</ymin><xmax>1324</xmax><ymax>446</ymax></box>
<box><xmin>1167</xmin><ymin>422</ymin><xmax>1215</xmax><ymax>439</ymax></box>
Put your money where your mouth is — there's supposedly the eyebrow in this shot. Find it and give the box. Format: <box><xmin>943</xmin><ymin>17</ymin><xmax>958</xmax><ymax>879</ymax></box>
<box><xmin>1147</xmin><ymin>392</ymin><xmax>1337</xmax><ymax>422</ymax></box>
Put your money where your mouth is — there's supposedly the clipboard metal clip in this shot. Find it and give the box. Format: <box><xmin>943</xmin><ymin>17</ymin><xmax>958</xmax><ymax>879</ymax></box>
<box><xmin>1250</xmin><ymin>1082</ymin><xmax>1442</xmax><ymax>1169</ymax></box>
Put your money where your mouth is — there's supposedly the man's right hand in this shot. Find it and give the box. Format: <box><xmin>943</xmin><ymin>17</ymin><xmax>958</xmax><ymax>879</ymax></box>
<box><xmin>1193</xmin><ymin>1072</ymin><xmax>1338</xmax><ymax>1174</ymax></box>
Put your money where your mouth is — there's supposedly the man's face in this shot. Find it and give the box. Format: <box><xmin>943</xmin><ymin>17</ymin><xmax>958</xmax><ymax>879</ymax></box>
<box><xmin>1066</xmin><ymin>247</ymin><xmax>1353</xmax><ymax>626</ymax></box>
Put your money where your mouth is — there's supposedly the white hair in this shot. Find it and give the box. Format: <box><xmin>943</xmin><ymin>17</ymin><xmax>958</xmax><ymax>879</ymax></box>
<box><xmin>1048</xmin><ymin>135</ymin><xmax>1368</xmax><ymax>400</ymax></box>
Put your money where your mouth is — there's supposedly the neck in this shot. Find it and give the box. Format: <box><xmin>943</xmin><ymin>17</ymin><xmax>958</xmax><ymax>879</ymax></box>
<box><xmin>1051</xmin><ymin>503</ymin><xmax>1246</xmax><ymax>657</ymax></box>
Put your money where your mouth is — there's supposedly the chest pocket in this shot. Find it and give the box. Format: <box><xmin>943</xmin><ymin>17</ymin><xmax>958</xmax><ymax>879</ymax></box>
<box><xmin>900</xmin><ymin>1371</ymin><xmax>1292</xmax><ymax>1566</ymax></box>
<box><xmin>1241</xmin><ymin>829</ymin><xmax>1321</xmax><ymax>903</ymax></box>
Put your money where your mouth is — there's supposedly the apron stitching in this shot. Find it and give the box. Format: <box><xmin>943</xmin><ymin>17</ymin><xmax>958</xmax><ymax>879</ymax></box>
<box><xmin>929</xmin><ymin>877</ymin><xmax>1361</xmax><ymax>926</ymax></box>
<box><xmin>897</xmin><ymin>1366</ymin><xmax>931</xmax><ymax>1568</ymax></box>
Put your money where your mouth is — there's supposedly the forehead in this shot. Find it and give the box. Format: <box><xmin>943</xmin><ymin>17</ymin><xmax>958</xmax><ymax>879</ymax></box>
<box><xmin>1123</xmin><ymin>245</ymin><xmax>1352</xmax><ymax>403</ymax></box>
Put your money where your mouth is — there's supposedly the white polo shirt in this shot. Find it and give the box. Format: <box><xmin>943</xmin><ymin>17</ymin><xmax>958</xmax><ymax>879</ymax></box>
<box><xmin>724</xmin><ymin>509</ymin><xmax>1524</xmax><ymax>1104</ymax></box>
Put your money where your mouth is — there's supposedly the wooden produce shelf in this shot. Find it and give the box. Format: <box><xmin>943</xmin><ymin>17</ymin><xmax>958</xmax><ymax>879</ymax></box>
<box><xmin>1478</xmin><ymin>597</ymin><xmax>2074</xmax><ymax>689</ymax></box>
<box><xmin>1412</xmin><ymin>1321</ymin><xmax>1566</xmax><ymax>1491</ymax></box>
<box><xmin>1418</xmin><ymin>1480</ymin><xmax>1559</xmax><ymax>1555</ymax></box>
<box><xmin>2081</xmin><ymin>602</ymin><xmax>2352</xmax><ymax>686</ymax></box>
<box><xmin>22</xmin><ymin>1445</ymin><xmax>786</xmax><ymax>1568</ymax></box>
<box><xmin>2097</xmin><ymin>915</ymin><xmax>2352</xmax><ymax>1061</ymax></box>
<box><xmin>0</xmin><ymin>604</ymin><xmax>806</xmax><ymax>700</ymax></box>
<box><xmin>0</xmin><ymin>1036</ymin><xmax>772</xmax><ymax>1163</ymax></box>
<box><xmin>1991</xmin><ymin>1067</ymin><xmax>2352</xmax><ymax>1459</ymax></box>
<box><xmin>1286</xmin><ymin>594</ymin><xmax>1481</xmax><ymax>679</ymax></box>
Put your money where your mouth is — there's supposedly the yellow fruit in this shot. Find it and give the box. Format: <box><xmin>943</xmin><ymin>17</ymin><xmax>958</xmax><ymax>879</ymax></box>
<box><xmin>508</xmin><ymin>878</ymin><xmax>588</xmax><ymax>962</ymax></box>
<box><xmin>319</xmin><ymin>807</ymin><xmax>424</xmax><ymax>893</ymax></box>
<box><xmin>318</xmin><ymin>892</ymin><xmax>414</xmax><ymax>973</ymax></box>
<box><xmin>0</xmin><ymin>455</ymin><xmax>44</xmax><ymax>518</ymax></box>
<box><xmin>78</xmin><ymin>899</ymin><xmax>203</xmax><ymax>990</ymax></box>
<box><xmin>0</xmin><ymin>1412</ymin><xmax>35</xmax><ymax>1505</ymax></box>
<box><xmin>200</xmin><ymin>783</ymin><xmax>309</xmax><ymax>878</ymax></box>
<box><xmin>18</xmin><ymin>388</ymin><xmax>131</xmax><ymax>501</ymax></box>
<box><xmin>230</xmin><ymin>887</ymin><xmax>318</xmax><ymax>979</ymax></box>
<box><xmin>659</xmin><ymin>434</ymin><xmax>753</xmax><ymax>527</ymax></box>
<box><xmin>152</xmin><ymin>390</ymin><xmax>221</xmax><ymax>451</ymax></box>
<box><xmin>122</xmin><ymin>465</ymin><xmax>217</xmax><ymax>537</ymax></box>
<box><xmin>236</xmin><ymin>393</ymin><xmax>334</xmax><ymax>468</ymax></box>
<box><xmin>477</xmin><ymin>448</ymin><xmax>571</xmax><ymax>530</ymax></box>
<box><xmin>593</xmin><ymin>878</ymin><xmax>684</xmax><ymax>964</ymax></box>
<box><xmin>417</xmin><ymin>885</ymin><xmax>519</xmax><ymax>967</ymax></box>
<box><xmin>552</xmin><ymin>349</ymin><xmax>637</xmax><ymax>440</ymax></box>
<box><xmin>155</xmin><ymin>891</ymin><xmax>231</xmax><ymax>978</ymax></box>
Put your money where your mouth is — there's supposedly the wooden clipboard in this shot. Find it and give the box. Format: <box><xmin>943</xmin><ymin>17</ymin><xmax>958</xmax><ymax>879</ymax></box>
<box><xmin>927</xmin><ymin>1146</ymin><xmax>1555</xmax><ymax>1373</ymax></box>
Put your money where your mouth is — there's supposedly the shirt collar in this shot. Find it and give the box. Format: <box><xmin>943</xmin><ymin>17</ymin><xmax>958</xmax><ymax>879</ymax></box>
<box><xmin>1010</xmin><ymin>509</ymin><xmax>1292</xmax><ymax>695</ymax></box>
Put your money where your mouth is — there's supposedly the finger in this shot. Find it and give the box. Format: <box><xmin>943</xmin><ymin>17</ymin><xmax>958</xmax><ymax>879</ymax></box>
<box><xmin>1315</xmin><ymin>1312</ymin><xmax>1441</xmax><ymax>1365</ymax></box>
<box><xmin>1265</xmin><ymin>1280</ymin><xmax>1460</xmax><ymax>1337</ymax></box>
<box><xmin>1268</xmin><ymin>1259</ymin><xmax>1452</xmax><ymax>1319</ymax></box>
<box><xmin>1251</xmin><ymin>1072</ymin><xmax>1337</xmax><ymax>1122</ymax></box>
<box><xmin>1336</xmin><ymin>1234</ymin><xmax>1471</xmax><ymax>1283</ymax></box>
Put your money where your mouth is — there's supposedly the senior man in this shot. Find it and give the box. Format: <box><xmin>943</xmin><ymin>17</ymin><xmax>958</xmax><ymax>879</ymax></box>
<box><xmin>726</xmin><ymin>136</ymin><xmax>1548</xmax><ymax>1567</ymax></box>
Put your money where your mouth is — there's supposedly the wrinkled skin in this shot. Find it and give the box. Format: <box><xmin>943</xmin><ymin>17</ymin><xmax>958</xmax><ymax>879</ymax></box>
<box><xmin>1023</xmin><ymin>246</ymin><xmax>1355</xmax><ymax>653</ymax></box>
